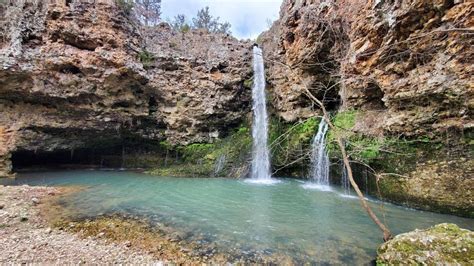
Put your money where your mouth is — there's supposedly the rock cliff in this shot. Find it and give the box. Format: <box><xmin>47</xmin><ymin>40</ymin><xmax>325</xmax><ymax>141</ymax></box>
<box><xmin>260</xmin><ymin>0</ymin><xmax>473</xmax><ymax>216</ymax></box>
<box><xmin>0</xmin><ymin>0</ymin><xmax>251</xmax><ymax>175</ymax></box>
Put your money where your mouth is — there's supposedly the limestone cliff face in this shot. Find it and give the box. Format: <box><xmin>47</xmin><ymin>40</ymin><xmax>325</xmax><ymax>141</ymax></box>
<box><xmin>261</xmin><ymin>0</ymin><xmax>473</xmax><ymax>216</ymax></box>
<box><xmin>343</xmin><ymin>0</ymin><xmax>473</xmax><ymax>137</ymax></box>
<box><xmin>263</xmin><ymin>0</ymin><xmax>472</xmax><ymax>136</ymax></box>
<box><xmin>144</xmin><ymin>25</ymin><xmax>252</xmax><ymax>144</ymax></box>
<box><xmin>0</xmin><ymin>1</ymin><xmax>251</xmax><ymax>176</ymax></box>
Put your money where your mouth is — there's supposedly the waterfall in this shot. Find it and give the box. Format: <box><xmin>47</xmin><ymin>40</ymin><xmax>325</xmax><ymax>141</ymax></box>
<box><xmin>213</xmin><ymin>154</ymin><xmax>226</xmax><ymax>177</ymax></box>
<box><xmin>247</xmin><ymin>46</ymin><xmax>277</xmax><ymax>184</ymax></box>
<box><xmin>309</xmin><ymin>119</ymin><xmax>330</xmax><ymax>186</ymax></box>
<box><xmin>341</xmin><ymin>164</ymin><xmax>351</xmax><ymax>194</ymax></box>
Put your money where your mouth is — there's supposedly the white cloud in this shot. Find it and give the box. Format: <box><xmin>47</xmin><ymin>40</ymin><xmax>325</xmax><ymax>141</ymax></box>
<box><xmin>161</xmin><ymin>0</ymin><xmax>282</xmax><ymax>40</ymax></box>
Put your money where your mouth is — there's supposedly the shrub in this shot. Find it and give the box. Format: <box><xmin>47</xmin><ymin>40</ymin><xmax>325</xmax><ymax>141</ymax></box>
<box><xmin>116</xmin><ymin>0</ymin><xmax>134</xmax><ymax>15</ymax></box>
<box><xmin>138</xmin><ymin>49</ymin><xmax>155</xmax><ymax>66</ymax></box>
<box><xmin>180</xmin><ymin>24</ymin><xmax>191</xmax><ymax>33</ymax></box>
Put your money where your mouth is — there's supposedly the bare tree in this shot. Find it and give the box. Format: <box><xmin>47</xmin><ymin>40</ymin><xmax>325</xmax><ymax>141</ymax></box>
<box><xmin>302</xmin><ymin>83</ymin><xmax>393</xmax><ymax>241</ymax></box>
<box><xmin>169</xmin><ymin>14</ymin><xmax>190</xmax><ymax>32</ymax></box>
<box><xmin>258</xmin><ymin>0</ymin><xmax>394</xmax><ymax>240</ymax></box>
<box><xmin>135</xmin><ymin>0</ymin><xmax>161</xmax><ymax>26</ymax></box>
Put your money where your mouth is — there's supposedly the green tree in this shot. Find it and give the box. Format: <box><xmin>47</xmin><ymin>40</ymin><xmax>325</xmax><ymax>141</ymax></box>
<box><xmin>170</xmin><ymin>14</ymin><xmax>190</xmax><ymax>33</ymax></box>
<box><xmin>192</xmin><ymin>6</ymin><xmax>231</xmax><ymax>34</ymax></box>
<box><xmin>116</xmin><ymin>0</ymin><xmax>135</xmax><ymax>15</ymax></box>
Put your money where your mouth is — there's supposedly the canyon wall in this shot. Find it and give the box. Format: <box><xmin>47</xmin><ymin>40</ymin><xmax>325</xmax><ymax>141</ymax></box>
<box><xmin>0</xmin><ymin>0</ymin><xmax>252</xmax><ymax>175</ymax></box>
<box><xmin>261</xmin><ymin>0</ymin><xmax>473</xmax><ymax>216</ymax></box>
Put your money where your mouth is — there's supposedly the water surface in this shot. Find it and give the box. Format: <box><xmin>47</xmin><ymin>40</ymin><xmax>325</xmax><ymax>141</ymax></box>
<box><xmin>3</xmin><ymin>170</ymin><xmax>473</xmax><ymax>264</ymax></box>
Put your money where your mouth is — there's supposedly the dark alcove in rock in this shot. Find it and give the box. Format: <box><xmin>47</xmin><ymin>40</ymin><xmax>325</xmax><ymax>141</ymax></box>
<box><xmin>11</xmin><ymin>146</ymin><xmax>126</xmax><ymax>170</ymax></box>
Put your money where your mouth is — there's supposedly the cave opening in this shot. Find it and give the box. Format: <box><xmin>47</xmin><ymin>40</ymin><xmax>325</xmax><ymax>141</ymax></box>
<box><xmin>11</xmin><ymin>146</ymin><xmax>126</xmax><ymax>171</ymax></box>
<box><xmin>364</xmin><ymin>83</ymin><xmax>386</xmax><ymax>110</ymax></box>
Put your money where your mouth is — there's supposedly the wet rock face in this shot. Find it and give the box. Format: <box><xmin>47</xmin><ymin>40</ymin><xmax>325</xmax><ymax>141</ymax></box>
<box><xmin>0</xmin><ymin>1</ymin><xmax>251</xmax><ymax>175</ymax></box>
<box><xmin>377</xmin><ymin>223</ymin><xmax>474</xmax><ymax>265</ymax></box>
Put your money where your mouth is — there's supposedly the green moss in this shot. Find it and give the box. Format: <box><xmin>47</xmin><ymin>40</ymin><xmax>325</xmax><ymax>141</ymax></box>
<box><xmin>123</xmin><ymin>155</ymin><xmax>164</xmax><ymax>168</ymax></box>
<box><xmin>181</xmin><ymin>143</ymin><xmax>216</xmax><ymax>163</ymax></box>
<box><xmin>378</xmin><ymin>176</ymin><xmax>407</xmax><ymax>201</ymax></box>
<box><xmin>148</xmin><ymin>163</ymin><xmax>213</xmax><ymax>177</ymax></box>
<box><xmin>269</xmin><ymin>117</ymin><xmax>319</xmax><ymax>176</ymax></box>
<box><xmin>147</xmin><ymin>124</ymin><xmax>252</xmax><ymax>178</ymax></box>
<box><xmin>326</xmin><ymin>110</ymin><xmax>427</xmax><ymax>166</ymax></box>
<box><xmin>243</xmin><ymin>78</ymin><xmax>253</xmax><ymax>89</ymax></box>
<box><xmin>159</xmin><ymin>141</ymin><xmax>173</xmax><ymax>150</ymax></box>
<box><xmin>377</xmin><ymin>223</ymin><xmax>474</xmax><ymax>265</ymax></box>
<box><xmin>333</xmin><ymin>110</ymin><xmax>357</xmax><ymax>130</ymax></box>
<box><xmin>327</xmin><ymin>110</ymin><xmax>385</xmax><ymax>164</ymax></box>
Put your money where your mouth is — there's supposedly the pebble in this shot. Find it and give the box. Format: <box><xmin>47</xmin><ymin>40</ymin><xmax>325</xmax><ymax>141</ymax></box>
<box><xmin>32</xmin><ymin>198</ymin><xmax>40</xmax><ymax>205</ymax></box>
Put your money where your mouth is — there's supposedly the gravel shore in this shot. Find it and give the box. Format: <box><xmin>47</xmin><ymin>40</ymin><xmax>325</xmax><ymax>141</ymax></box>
<box><xmin>0</xmin><ymin>185</ymin><xmax>162</xmax><ymax>264</ymax></box>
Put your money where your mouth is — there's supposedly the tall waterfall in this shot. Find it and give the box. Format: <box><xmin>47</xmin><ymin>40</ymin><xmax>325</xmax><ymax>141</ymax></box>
<box><xmin>248</xmin><ymin>46</ymin><xmax>275</xmax><ymax>184</ymax></box>
<box><xmin>309</xmin><ymin>119</ymin><xmax>330</xmax><ymax>186</ymax></box>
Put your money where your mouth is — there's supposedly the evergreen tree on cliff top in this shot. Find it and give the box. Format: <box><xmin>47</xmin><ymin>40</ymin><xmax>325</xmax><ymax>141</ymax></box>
<box><xmin>192</xmin><ymin>6</ymin><xmax>231</xmax><ymax>34</ymax></box>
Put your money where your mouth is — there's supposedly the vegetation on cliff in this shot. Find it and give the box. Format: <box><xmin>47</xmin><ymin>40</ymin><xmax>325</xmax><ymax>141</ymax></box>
<box><xmin>147</xmin><ymin>125</ymin><xmax>252</xmax><ymax>178</ymax></box>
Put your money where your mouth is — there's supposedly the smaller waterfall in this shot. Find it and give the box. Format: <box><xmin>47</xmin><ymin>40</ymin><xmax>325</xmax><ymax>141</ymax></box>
<box><xmin>341</xmin><ymin>164</ymin><xmax>351</xmax><ymax>195</ymax></box>
<box><xmin>304</xmin><ymin>118</ymin><xmax>330</xmax><ymax>190</ymax></box>
<box><xmin>213</xmin><ymin>154</ymin><xmax>227</xmax><ymax>177</ymax></box>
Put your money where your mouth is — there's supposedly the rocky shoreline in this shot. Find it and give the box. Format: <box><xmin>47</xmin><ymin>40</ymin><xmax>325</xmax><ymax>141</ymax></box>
<box><xmin>0</xmin><ymin>184</ymin><xmax>291</xmax><ymax>264</ymax></box>
<box><xmin>0</xmin><ymin>185</ymin><xmax>162</xmax><ymax>264</ymax></box>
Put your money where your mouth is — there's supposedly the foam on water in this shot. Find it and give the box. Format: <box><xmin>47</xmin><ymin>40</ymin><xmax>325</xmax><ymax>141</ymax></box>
<box><xmin>245</xmin><ymin>178</ymin><xmax>282</xmax><ymax>185</ymax></box>
<box><xmin>301</xmin><ymin>183</ymin><xmax>333</xmax><ymax>192</ymax></box>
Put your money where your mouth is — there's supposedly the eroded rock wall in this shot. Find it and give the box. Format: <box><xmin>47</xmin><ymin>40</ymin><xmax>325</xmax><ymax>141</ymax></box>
<box><xmin>144</xmin><ymin>25</ymin><xmax>252</xmax><ymax>144</ymax></box>
<box><xmin>0</xmin><ymin>0</ymin><xmax>251</xmax><ymax>176</ymax></box>
<box><xmin>261</xmin><ymin>0</ymin><xmax>473</xmax><ymax>216</ymax></box>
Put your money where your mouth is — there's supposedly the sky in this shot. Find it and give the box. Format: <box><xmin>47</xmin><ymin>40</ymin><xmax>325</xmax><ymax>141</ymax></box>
<box><xmin>161</xmin><ymin>0</ymin><xmax>283</xmax><ymax>40</ymax></box>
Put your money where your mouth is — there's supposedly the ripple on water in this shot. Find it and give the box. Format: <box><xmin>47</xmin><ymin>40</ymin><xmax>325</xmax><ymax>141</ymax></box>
<box><xmin>301</xmin><ymin>183</ymin><xmax>333</xmax><ymax>192</ymax></box>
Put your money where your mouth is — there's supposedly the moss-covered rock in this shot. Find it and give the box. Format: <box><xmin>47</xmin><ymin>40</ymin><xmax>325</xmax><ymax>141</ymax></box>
<box><xmin>377</xmin><ymin>223</ymin><xmax>474</xmax><ymax>265</ymax></box>
<box><xmin>323</xmin><ymin>110</ymin><xmax>473</xmax><ymax>217</ymax></box>
<box><xmin>269</xmin><ymin>117</ymin><xmax>319</xmax><ymax>177</ymax></box>
<box><xmin>147</xmin><ymin>125</ymin><xmax>252</xmax><ymax>178</ymax></box>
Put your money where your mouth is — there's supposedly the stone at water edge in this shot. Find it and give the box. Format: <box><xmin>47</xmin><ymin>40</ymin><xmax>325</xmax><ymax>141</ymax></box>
<box><xmin>377</xmin><ymin>223</ymin><xmax>473</xmax><ymax>265</ymax></box>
